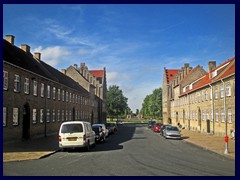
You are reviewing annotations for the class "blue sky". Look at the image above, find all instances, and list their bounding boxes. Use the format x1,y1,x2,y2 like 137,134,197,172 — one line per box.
3,4,235,112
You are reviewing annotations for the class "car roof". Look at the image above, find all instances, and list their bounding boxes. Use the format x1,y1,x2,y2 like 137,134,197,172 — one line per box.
61,121,88,125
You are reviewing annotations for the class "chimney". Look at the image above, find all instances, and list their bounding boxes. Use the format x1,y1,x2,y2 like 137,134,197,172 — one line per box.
5,35,15,45
34,52,41,60
21,44,30,53
61,69,66,74
73,64,78,69
208,61,216,72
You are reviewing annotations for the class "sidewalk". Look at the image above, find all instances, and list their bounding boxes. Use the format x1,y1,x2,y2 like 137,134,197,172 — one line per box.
3,133,59,162
181,129,235,159
3,129,235,162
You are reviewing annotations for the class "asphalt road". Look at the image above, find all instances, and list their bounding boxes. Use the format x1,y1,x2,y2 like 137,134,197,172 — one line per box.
3,123,235,176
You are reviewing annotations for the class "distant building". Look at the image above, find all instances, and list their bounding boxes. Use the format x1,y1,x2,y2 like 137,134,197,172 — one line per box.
162,57,235,136
3,35,107,142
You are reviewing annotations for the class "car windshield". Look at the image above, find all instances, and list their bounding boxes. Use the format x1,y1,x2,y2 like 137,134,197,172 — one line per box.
166,126,179,131
92,127,99,133
61,124,83,133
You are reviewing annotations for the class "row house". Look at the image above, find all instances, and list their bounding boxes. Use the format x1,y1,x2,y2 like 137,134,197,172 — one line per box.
162,57,235,136
3,35,107,142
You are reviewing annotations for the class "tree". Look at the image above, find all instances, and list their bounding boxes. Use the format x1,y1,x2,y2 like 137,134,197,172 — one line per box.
106,85,129,120
140,87,162,119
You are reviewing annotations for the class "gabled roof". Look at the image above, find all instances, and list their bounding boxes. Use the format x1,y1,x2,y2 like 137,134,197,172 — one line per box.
179,65,201,84
181,57,235,96
166,69,179,83
3,39,88,94
89,70,104,78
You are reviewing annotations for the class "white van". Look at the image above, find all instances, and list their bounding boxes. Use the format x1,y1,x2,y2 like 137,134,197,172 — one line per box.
59,121,95,151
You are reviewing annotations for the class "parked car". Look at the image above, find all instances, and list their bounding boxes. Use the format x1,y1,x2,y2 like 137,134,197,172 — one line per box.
159,124,170,136
59,121,96,151
92,126,105,143
116,120,123,126
148,120,156,129
92,124,109,137
163,126,181,139
153,123,162,133
105,123,115,135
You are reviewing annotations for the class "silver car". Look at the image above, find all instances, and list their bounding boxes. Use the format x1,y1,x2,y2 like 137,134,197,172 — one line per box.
163,126,181,139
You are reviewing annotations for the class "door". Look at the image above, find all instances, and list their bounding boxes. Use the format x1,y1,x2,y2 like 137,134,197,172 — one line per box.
22,103,30,140
206,119,210,133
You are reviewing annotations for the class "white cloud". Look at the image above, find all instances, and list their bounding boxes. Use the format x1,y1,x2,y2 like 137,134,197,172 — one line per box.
33,46,70,66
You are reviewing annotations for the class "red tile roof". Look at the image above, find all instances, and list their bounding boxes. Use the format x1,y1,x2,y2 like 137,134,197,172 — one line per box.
89,70,104,78
166,69,179,83
181,57,235,96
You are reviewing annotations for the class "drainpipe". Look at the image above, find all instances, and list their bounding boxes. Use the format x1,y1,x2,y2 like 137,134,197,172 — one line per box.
208,83,214,134
187,93,190,130
221,79,228,154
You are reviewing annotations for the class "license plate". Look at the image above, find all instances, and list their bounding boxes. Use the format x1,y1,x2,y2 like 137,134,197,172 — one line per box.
67,137,77,141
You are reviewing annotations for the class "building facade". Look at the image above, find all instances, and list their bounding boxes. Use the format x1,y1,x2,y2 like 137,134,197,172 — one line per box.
3,35,107,142
162,57,235,136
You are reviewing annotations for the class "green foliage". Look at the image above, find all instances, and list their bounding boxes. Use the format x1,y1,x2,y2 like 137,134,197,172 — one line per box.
106,85,129,120
140,87,162,119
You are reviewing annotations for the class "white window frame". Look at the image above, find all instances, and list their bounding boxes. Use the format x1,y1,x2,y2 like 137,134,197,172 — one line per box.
221,109,225,122
3,71,8,90
3,107,7,126
24,78,30,94
41,83,45,97
215,109,219,122
220,84,224,98
57,110,60,122
53,87,56,100
14,74,20,92
47,85,51,99
205,90,208,101
52,109,55,122
33,80,38,96
62,110,65,121
58,89,61,101
66,91,68,102
73,94,75,103
228,108,232,123
46,109,50,123
226,82,231,97
69,110,72,120
13,108,19,125
40,109,44,123
32,109,37,124
69,93,72,103
215,86,218,99
62,90,65,102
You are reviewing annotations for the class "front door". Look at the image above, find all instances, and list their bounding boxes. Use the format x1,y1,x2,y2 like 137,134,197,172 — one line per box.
22,103,30,140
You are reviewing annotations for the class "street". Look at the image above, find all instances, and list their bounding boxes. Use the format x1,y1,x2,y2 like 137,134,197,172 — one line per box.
3,123,235,176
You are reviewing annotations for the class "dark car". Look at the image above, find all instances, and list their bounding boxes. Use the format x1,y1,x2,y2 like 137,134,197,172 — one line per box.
153,123,162,132
148,120,156,129
92,126,105,143
105,123,115,135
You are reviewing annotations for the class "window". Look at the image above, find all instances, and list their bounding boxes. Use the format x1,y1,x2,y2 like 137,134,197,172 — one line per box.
73,94,75,103
62,110,64,121
3,71,8,90
228,108,232,123
215,109,219,122
62,90,65,101
221,109,225,122
33,81,38,96
3,107,7,126
69,110,72,120
66,110,68,121
46,109,50,122
14,75,20,92
202,90,205,101
41,83,45,97
57,110,60,122
69,93,72,102
24,78,30,94
47,85,51,98
202,110,205,120
220,84,224,98
214,86,218,99
13,108,19,125
58,89,61,101
52,109,55,122
32,109,37,124
40,109,44,123
205,90,208,101
226,82,231,97
53,87,56,100
66,91,68,102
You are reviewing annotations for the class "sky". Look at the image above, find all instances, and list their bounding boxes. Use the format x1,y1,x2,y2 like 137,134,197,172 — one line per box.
3,4,235,112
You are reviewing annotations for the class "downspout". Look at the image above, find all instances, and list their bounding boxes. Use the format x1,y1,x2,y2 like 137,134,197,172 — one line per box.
208,83,214,134
187,93,190,130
